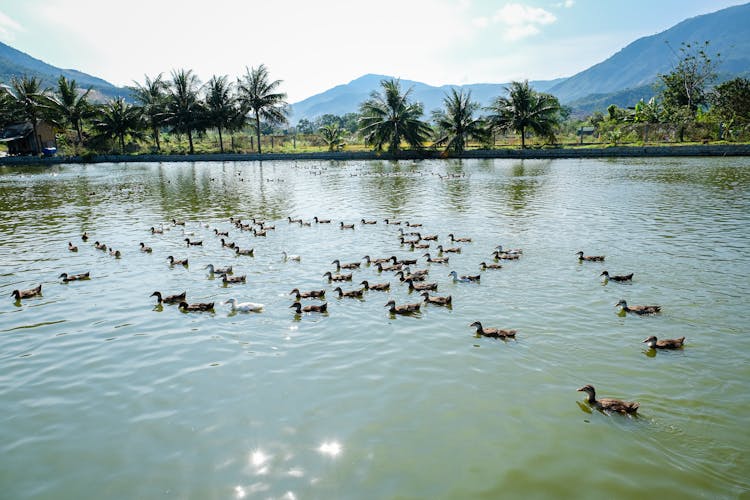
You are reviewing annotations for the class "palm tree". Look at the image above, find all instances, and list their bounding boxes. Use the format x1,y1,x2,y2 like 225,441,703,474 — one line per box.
237,64,288,154
486,80,561,148
165,69,204,154
318,123,345,151
432,88,488,155
3,76,50,153
204,75,241,153
358,79,431,153
48,76,93,145
92,97,145,153
131,74,168,151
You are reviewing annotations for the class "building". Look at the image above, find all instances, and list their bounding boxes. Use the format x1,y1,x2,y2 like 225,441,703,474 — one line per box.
0,121,57,155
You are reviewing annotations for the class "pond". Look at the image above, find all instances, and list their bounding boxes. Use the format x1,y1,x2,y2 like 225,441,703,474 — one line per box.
1,158,749,499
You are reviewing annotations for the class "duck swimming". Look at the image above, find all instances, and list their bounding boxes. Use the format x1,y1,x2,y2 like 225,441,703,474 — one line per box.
480,262,503,270
81,231,89,241
339,222,355,229
449,271,481,283
383,218,401,225
289,288,326,299
363,255,391,265
395,270,426,282
150,291,186,304
375,263,403,273
643,336,685,349
224,298,264,312
289,301,328,314
332,259,361,270
167,256,189,266
139,242,153,253
576,251,605,262
577,385,639,414
436,245,461,254
469,321,516,339
420,292,452,306
172,218,186,226
360,280,390,291
221,239,236,249
600,271,633,282
495,245,523,255
492,250,520,260
616,299,661,315
404,279,438,292
214,228,229,237
282,251,301,261
109,249,121,258
178,301,214,312
150,226,164,234
333,286,365,299
11,284,42,300
313,217,331,223
221,274,247,284
361,219,377,225
448,233,472,243
423,253,449,264
205,264,232,275
235,247,254,256
185,238,203,246
384,299,421,315
323,271,353,282
59,272,90,282
94,241,107,251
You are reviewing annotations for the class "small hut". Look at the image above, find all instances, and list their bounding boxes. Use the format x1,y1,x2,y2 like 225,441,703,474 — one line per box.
0,121,57,155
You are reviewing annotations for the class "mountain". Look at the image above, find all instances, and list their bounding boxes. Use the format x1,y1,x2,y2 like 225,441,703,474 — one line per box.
548,2,750,103
289,74,566,123
0,41,126,100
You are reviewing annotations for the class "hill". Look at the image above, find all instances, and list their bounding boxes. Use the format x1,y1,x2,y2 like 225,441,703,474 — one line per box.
0,41,126,100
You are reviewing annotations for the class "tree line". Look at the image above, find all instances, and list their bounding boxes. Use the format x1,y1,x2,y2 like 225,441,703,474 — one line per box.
1,41,749,156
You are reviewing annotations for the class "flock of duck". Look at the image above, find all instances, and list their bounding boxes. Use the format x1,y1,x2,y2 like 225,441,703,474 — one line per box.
10,214,686,417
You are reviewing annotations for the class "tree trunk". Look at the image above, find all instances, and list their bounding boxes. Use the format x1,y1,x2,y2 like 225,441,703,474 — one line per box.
520,126,526,149
119,134,125,153
31,121,41,154
255,112,262,154
75,122,83,145
218,127,224,153
188,129,194,154
154,126,161,152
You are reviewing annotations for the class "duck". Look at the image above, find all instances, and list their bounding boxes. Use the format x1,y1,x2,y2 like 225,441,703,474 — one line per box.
423,253,449,264
150,291,186,304
492,250,520,260
68,242,78,252
409,242,430,250
361,219,377,225
375,263,403,273
289,301,328,314
221,239,237,249
214,228,229,237
616,299,661,315
448,233,472,243
313,216,331,223
81,231,89,241
417,233,438,241
405,221,422,227
398,228,421,237
436,245,461,254
282,251,301,261
205,264,232,275
287,216,302,224
383,218,401,225
235,247,254,256
395,270,426,282
469,321,516,339
576,251,605,262
167,256,189,266
150,226,164,234
172,218,186,226
11,284,42,300
59,272,90,282
289,288,326,300
495,245,523,255
449,271,480,283
139,242,153,253
577,385,639,414
323,271,353,282
185,238,203,246
402,266,430,278
253,229,268,236
600,271,633,282
404,279,438,291
363,255,392,265
178,301,214,312
384,299,421,315
392,256,417,266
643,335,685,349
340,222,355,230
480,262,503,270
360,280,390,291
224,298,264,312
109,249,122,258
420,292,452,306
332,259,361,270
260,223,275,231
400,237,420,246
221,274,247,284
94,241,107,251
333,286,365,299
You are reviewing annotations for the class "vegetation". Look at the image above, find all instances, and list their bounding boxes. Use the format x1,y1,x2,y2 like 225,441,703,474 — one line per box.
48,76,93,145
432,89,488,155
130,74,168,152
91,97,145,153
317,123,345,152
3,75,49,153
165,69,204,155
237,64,289,154
486,80,561,149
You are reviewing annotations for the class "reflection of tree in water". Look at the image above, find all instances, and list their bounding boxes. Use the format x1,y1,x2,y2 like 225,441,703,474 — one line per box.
359,161,419,213
473,160,551,213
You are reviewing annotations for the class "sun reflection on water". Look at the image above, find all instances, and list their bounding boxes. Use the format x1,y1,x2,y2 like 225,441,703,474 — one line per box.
318,441,342,457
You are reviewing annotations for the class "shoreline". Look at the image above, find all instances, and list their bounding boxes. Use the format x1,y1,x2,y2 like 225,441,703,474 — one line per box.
2,144,750,166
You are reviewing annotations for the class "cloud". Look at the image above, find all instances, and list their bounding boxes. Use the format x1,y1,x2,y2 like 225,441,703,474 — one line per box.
0,10,23,42
473,3,557,41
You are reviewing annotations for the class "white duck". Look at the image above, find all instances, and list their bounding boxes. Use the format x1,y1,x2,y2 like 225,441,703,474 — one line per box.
224,298,264,313
282,251,301,261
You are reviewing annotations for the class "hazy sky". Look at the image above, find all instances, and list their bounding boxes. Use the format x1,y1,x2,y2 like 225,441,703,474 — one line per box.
0,0,745,102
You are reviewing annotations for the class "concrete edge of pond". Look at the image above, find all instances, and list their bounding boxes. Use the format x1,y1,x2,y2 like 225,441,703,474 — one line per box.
2,144,750,166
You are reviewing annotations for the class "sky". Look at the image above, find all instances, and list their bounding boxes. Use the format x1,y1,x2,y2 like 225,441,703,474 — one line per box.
0,0,746,102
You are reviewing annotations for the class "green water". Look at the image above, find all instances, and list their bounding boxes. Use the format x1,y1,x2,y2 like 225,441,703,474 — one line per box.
1,158,749,499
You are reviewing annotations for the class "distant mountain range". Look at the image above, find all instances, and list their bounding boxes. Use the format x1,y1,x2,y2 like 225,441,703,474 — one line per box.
1,2,749,120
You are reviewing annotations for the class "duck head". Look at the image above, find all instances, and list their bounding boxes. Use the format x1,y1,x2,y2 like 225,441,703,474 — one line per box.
384,300,396,308
600,271,610,278
577,384,596,402
642,336,658,348
615,299,627,308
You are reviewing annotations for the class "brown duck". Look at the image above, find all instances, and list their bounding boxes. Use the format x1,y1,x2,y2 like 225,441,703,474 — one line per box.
436,245,461,254
68,242,78,252
151,291,186,304
363,255,392,265
11,284,42,300
289,301,328,313
167,256,189,266
384,299,421,315
139,242,153,253
423,253,449,264
480,262,503,270
333,286,365,299
340,222,355,229
420,292,452,306
448,233,472,243
361,219,377,225
643,336,685,349
313,217,332,223
404,279,438,291
214,228,229,237
395,270,426,282
323,271,353,282
59,272,90,282
94,241,107,251
375,263,403,272
469,321,516,339
221,239,236,249
185,238,203,246
576,251,605,262
492,251,520,260
577,385,639,414
221,274,247,284
178,301,214,312
289,288,326,299
360,280,390,291
616,299,661,315
235,247,254,256
600,271,633,282
332,259,361,270
392,256,417,266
